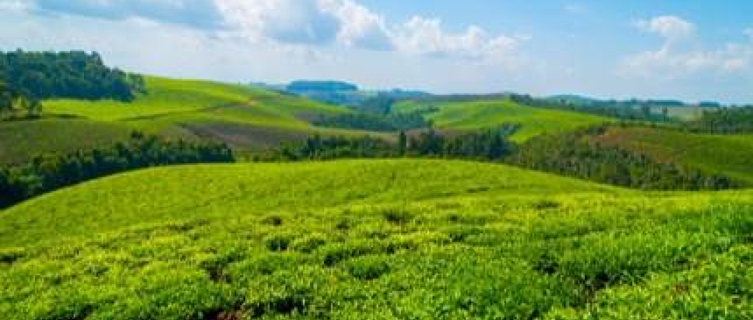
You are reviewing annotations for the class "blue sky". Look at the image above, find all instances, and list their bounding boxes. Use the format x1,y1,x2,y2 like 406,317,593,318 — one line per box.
1,0,752,103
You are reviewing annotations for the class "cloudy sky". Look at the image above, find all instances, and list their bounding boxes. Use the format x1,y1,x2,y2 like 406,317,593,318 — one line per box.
1,0,752,103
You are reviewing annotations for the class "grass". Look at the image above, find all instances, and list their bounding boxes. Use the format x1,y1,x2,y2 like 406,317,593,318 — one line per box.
45,76,347,129
1,159,751,319
0,118,134,166
590,126,753,185
1,76,366,163
394,99,610,141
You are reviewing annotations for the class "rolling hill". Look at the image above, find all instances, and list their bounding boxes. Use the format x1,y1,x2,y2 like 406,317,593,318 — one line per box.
589,126,753,185
394,99,610,141
1,160,751,319
0,76,365,164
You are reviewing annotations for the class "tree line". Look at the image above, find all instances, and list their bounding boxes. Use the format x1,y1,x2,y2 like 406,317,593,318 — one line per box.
0,133,234,207
265,125,518,161
313,111,432,132
262,124,734,191
506,127,734,190
684,106,753,134
510,94,677,122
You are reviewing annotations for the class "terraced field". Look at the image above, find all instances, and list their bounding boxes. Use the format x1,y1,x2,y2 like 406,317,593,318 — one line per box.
395,99,610,141
591,126,753,185
1,160,751,319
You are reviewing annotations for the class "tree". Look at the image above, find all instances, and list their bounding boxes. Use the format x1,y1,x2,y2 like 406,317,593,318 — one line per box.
398,131,407,156
13,95,42,118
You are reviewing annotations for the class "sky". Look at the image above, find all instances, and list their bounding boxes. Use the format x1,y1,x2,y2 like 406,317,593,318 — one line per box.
1,0,752,103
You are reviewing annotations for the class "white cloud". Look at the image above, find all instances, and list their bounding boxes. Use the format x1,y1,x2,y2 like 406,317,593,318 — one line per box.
320,0,393,50
635,15,695,42
18,0,523,65
214,0,521,64
622,19,753,79
746,28,753,41
392,17,522,65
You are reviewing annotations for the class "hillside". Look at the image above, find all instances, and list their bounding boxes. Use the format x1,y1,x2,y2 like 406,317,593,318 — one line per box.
1,160,751,319
0,118,133,166
590,126,753,185
1,77,362,164
394,99,610,141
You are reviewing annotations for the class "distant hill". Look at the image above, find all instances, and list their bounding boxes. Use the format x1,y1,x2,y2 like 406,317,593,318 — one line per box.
394,98,610,141
0,76,367,164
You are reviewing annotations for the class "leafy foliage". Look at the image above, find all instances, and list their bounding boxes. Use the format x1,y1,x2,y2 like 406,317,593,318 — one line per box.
313,111,431,132
0,132,234,207
0,50,144,101
1,160,752,319
269,126,517,161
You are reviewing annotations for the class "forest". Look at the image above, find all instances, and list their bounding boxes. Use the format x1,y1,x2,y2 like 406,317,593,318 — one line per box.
313,111,431,132
0,50,145,102
0,132,233,207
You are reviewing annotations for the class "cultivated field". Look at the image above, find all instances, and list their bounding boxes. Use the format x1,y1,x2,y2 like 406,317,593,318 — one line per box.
1,160,751,319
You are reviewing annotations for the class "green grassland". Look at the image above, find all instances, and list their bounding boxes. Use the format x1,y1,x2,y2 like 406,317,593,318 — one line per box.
1,77,368,163
0,118,134,166
1,159,751,319
395,99,610,141
591,126,753,185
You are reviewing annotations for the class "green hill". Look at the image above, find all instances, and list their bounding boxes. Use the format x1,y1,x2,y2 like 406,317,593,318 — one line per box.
0,118,134,166
590,126,753,185
1,159,751,319
394,99,610,141
1,77,364,164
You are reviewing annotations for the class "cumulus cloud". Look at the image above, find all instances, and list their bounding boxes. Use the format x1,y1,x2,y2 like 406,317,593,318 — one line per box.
622,17,752,79
635,15,695,42
21,0,522,64
215,0,340,44
392,17,521,64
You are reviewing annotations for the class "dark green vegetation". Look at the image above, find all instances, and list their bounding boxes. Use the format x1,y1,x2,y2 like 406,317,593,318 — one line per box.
508,127,735,190
269,126,516,161
0,50,144,101
312,111,431,132
0,133,233,207
685,106,753,134
1,160,752,319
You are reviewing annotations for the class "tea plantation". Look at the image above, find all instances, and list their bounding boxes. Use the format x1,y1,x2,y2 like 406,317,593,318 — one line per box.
1,160,751,319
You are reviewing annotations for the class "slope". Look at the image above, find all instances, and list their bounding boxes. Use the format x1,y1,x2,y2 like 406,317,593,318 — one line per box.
590,126,753,185
395,99,610,141
0,159,751,319
2,77,359,163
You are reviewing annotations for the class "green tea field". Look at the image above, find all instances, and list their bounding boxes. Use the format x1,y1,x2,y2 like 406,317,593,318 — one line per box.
1,160,751,319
